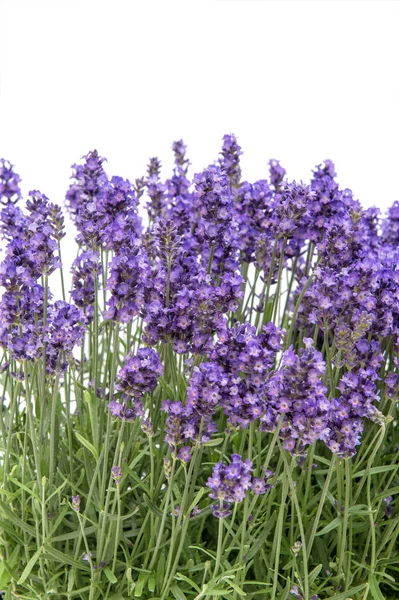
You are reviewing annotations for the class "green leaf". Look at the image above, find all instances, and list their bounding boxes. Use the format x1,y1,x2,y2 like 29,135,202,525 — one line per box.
189,545,216,560
282,558,295,571
75,431,98,460
0,519,24,545
348,504,369,515
315,516,341,536
246,511,277,561
148,572,156,593
353,465,398,478
203,438,224,447
0,501,36,537
131,567,152,574
143,494,163,518
134,571,147,597
6,476,41,503
312,455,332,466
188,488,205,514
42,544,91,571
308,564,323,586
156,552,165,591
46,477,69,504
104,567,117,584
159,378,175,399
122,463,151,495
373,486,399,503
17,546,43,584
0,546,19,588
225,580,246,596
202,589,234,598
50,524,97,543
170,584,187,600
174,573,201,593
328,584,367,599
369,576,386,600
108,506,140,521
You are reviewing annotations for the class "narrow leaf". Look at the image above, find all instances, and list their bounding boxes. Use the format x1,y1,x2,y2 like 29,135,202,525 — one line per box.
6,476,41,503
17,546,43,584
373,486,399,503
315,516,341,536
42,544,91,571
75,431,98,460
171,584,187,600
353,465,398,478
134,571,147,596
175,573,201,593
143,494,163,518
203,438,224,447
369,576,386,600
226,579,246,596
148,572,156,593
188,488,205,514
328,584,367,599
0,502,36,537
104,567,117,584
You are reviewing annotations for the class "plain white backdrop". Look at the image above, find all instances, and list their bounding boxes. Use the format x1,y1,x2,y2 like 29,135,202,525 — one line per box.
0,0,399,278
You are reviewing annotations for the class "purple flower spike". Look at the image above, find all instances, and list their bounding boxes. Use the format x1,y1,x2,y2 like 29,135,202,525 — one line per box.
269,159,286,190
207,454,253,517
0,159,22,205
219,133,243,187
71,495,80,512
116,347,163,399
111,466,122,484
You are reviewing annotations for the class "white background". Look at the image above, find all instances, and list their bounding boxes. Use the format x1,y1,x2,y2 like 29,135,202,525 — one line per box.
0,0,399,278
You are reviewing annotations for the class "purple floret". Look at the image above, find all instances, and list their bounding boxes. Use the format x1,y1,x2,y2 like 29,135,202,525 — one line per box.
207,454,253,517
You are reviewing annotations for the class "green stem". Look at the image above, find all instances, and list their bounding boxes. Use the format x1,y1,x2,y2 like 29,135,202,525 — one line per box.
213,511,224,580
279,446,309,600
149,459,177,572
271,469,289,600
307,455,337,557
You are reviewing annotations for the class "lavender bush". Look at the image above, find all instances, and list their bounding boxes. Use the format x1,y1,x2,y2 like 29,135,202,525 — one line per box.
0,139,398,600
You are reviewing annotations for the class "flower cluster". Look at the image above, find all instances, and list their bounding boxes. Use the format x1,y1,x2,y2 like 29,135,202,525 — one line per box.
105,246,150,323
108,348,163,421
263,339,331,454
70,251,102,322
206,454,253,517
208,321,284,428
45,301,85,375
0,158,21,204
141,223,243,354
219,133,243,188
235,179,274,263
0,189,84,372
193,164,236,248
327,339,384,457
269,159,286,190
67,151,141,250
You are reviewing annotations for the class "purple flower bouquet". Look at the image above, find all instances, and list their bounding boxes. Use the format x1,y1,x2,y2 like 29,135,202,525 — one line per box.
0,138,398,599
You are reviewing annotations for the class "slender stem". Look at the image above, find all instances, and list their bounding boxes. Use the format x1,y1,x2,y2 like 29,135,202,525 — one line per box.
271,470,289,600
307,455,337,556
213,512,224,579
149,459,177,571
279,446,309,600
57,240,66,302
48,365,61,493
285,269,317,350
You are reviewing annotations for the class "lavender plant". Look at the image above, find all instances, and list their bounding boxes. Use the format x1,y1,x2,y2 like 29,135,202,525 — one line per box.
0,138,399,600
